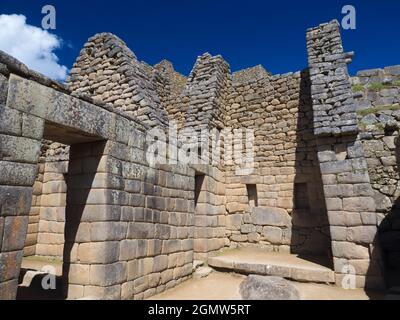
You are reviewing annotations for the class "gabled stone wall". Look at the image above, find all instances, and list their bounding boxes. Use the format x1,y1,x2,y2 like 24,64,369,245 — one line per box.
67,33,169,128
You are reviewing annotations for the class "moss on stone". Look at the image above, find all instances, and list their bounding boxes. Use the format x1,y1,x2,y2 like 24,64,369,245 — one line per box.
357,104,400,117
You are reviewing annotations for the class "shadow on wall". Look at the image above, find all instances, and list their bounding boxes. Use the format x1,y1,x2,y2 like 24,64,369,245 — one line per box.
377,135,400,289
291,69,333,268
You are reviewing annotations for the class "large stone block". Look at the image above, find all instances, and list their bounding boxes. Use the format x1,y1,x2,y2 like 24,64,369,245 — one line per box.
331,241,370,259
347,226,377,244
240,276,300,300
2,216,29,251
343,197,376,212
90,262,127,286
0,279,18,300
67,264,90,285
0,161,38,186
0,186,32,216
0,250,23,282
262,226,283,244
90,222,127,241
0,134,41,163
251,207,291,227
7,75,116,140
0,107,21,136
78,241,120,264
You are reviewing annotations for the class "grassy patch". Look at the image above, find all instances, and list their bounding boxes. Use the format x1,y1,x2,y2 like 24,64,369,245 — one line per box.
352,84,365,92
368,81,400,91
368,82,391,91
357,104,400,117
24,255,63,264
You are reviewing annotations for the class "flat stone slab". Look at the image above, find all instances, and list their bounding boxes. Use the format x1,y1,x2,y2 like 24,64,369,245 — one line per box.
240,275,300,300
208,248,335,284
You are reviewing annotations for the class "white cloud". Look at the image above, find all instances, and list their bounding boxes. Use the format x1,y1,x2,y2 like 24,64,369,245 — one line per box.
0,14,68,81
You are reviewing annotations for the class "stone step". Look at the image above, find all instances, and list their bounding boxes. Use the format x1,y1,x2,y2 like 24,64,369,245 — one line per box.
208,248,335,284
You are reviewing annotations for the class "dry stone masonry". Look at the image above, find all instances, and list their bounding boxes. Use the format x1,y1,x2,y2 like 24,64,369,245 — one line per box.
0,19,399,300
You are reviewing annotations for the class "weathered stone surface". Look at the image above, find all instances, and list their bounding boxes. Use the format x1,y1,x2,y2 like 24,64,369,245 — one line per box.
251,207,291,227
0,73,8,105
240,275,300,300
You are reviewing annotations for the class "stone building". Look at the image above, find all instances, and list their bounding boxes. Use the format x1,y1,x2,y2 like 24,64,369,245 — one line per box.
0,20,399,300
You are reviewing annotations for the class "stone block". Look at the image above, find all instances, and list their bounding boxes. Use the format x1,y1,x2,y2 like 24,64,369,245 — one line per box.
347,226,377,244
78,241,120,264
127,222,155,239
7,75,116,140
0,134,41,163
119,239,138,261
262,226,283,244
343,197,376,212
0,279,18,300
90,262,127,286
251,207,291,227
0,250,23,282
331,241,370,259
330,226,347,241
0,161,37,186
67,264,90,285
0,186,32,216
90,222,127,241
84,285,121,300
21,113,45,140
0,107,21,136
2,216,29,251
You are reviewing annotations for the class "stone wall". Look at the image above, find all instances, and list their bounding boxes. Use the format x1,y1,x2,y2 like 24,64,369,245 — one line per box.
224,69,331,257
351,69,400,284
307,20,385,289
352,66,400,112
67,33,169,128
0,51,195,300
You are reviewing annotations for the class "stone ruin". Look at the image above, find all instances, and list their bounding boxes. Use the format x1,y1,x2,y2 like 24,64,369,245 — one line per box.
0,20,399,300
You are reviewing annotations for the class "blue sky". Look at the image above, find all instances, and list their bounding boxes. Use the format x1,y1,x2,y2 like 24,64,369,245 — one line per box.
1,0,399,77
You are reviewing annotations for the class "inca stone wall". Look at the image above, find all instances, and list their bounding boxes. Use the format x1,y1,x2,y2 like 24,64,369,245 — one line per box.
2,19,400,300
67,33,169,128
0,52,195,300
224,68,331,257
352,66,400,112
307,20,385,289
351,66,400,283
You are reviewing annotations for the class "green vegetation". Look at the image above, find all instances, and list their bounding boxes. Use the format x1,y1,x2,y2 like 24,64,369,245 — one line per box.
368,82,391,91
358,121,385,132
352,80,400,92
352,84,364,92
357,104,400,117
368,81,400,91
24,255,63,264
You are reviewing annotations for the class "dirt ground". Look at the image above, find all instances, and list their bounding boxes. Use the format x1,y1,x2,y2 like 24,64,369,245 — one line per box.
149,271,384,300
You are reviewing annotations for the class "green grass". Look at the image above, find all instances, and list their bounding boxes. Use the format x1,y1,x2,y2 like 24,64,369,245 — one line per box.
368,82,390,91
352,84,365,92
357,104,400,117
368,81,400,91
24,255,63,264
